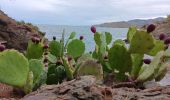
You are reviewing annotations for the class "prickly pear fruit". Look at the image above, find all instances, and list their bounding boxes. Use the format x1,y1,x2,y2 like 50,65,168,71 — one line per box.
143,59,151,64
79,36,84,40
91,26,96,33
77,60,103,80
53,36,56,40
43,44,49,49
147,24,156,33
0,44,5,52
164,37,170,44
159,33,166,40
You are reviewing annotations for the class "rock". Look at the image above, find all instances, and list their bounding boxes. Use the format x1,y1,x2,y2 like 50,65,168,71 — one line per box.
0,10,45,52
21,75,170,100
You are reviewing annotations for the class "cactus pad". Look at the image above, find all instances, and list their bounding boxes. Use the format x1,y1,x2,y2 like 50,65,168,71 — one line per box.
77,60,103,80
129,30,155,54
105,32,112,45
49,40,62,57
108,44,132,73
26,41,44,59
0,50,29,88
147,40,164,56
67,39,85,58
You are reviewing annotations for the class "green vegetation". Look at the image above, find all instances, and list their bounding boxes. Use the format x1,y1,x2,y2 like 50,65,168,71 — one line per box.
0,24,170,95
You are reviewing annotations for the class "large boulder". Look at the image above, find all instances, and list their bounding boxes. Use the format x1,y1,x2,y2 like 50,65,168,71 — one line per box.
0,10,45,52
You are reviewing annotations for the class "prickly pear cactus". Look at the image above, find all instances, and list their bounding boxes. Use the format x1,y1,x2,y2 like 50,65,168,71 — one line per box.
113,39,125,46
48,53,57,63
77,53,93,65
23,71,33,94
46,64,66,84
26,41,44,59
108,44,132,73
137,64,154,82
69,32,76,39
155,63,168,81
29,59,46,90
137,51,166,82
62,57,74,80
94,32,102,46
0,50,29,88
105,32,112,45
131,54,144,78
49,40,62,57
108,43,132,81
67,39,85,58
77,60,103,80
147,40,164,56
127,26,137,43
129,30,155,54
94,32,107,60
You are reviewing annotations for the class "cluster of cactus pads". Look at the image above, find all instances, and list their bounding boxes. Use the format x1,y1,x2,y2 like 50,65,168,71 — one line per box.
0,24,170,95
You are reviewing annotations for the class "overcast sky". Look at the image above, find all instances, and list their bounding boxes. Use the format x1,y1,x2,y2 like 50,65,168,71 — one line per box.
0,0,170,25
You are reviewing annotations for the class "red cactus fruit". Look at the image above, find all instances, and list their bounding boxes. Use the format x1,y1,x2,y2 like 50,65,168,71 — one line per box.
91,26,96,33
147,24,156,33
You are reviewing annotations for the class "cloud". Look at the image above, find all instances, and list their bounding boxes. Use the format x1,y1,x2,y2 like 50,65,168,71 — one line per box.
0,0,170,25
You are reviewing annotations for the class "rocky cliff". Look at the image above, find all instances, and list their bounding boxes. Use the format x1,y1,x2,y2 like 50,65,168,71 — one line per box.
0,10,45,51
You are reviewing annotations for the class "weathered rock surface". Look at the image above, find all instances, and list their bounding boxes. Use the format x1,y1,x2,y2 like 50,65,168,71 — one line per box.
21,76,170,100
0,10,44,51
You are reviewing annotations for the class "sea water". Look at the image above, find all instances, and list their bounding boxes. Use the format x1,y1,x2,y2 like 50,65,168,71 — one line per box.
38,25,128,52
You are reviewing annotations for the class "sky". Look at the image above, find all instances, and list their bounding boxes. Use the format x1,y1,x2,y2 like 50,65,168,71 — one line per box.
0,0,170,25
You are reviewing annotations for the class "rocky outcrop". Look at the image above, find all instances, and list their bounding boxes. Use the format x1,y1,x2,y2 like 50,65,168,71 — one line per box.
22,76,170,100
0,10,45,51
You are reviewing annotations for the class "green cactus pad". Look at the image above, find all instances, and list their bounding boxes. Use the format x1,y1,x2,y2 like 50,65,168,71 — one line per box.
129,30,155,54
33,70,46,90
49,40,62,57
77,53,93,65
108,44,132,73
127,27,137,43
155,63,168,81
105,32,112,45
94,32,102,46
23,71,33,94
48,53,57,63
147,40,164,56
55,65,66,83
113,39,125,46
131,54,144,78
67,39,85,58
46,73,57,85
69,32,76,39
0,50,29,88
137,64,154,82
77,60,103,80
137,51,165,82
26,41,44,59
29,59,45,87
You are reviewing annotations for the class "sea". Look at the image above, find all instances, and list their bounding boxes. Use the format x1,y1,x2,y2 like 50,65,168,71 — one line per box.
37,25,128,52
